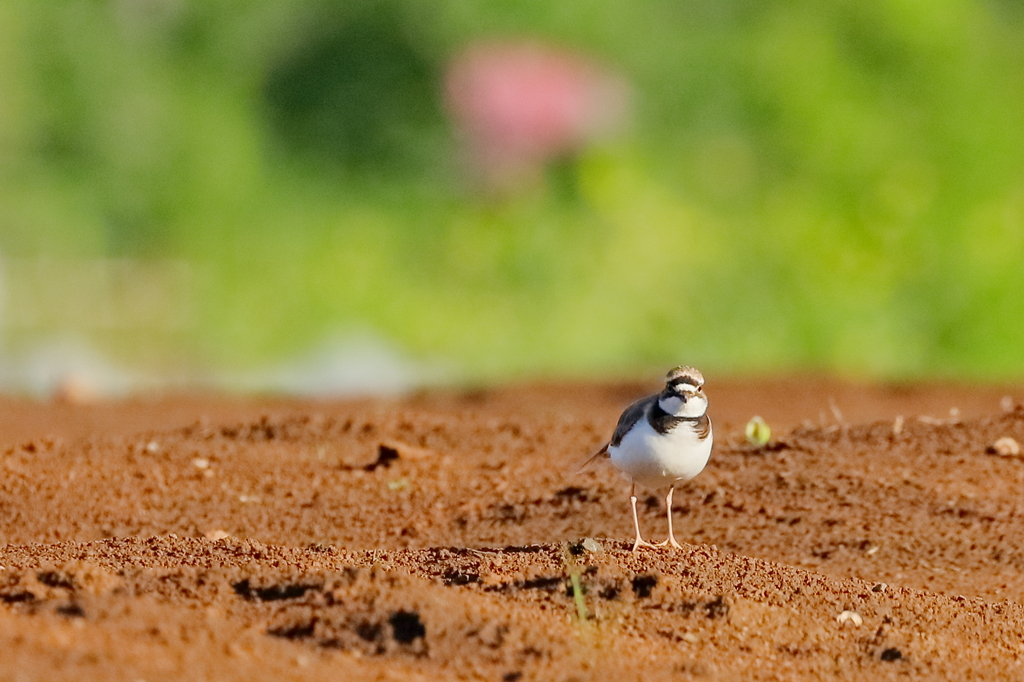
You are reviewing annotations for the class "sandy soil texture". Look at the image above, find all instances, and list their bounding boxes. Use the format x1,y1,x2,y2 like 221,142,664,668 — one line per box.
1,376,1024,680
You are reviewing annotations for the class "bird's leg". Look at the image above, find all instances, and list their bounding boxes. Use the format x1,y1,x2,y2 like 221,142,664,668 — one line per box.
654,486,684,549
629,482,655,551
664,485,684,548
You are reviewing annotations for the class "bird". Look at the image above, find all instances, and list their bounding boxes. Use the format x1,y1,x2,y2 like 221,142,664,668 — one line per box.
583,366,713,551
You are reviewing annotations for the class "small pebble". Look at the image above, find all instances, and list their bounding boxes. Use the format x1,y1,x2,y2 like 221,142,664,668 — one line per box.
205,529,230,541
145,441,160,454
379,440,435,462
836,610,863,626
872,583,888,592
892,416,904,436
987,437,1021,458
681,633,699,643
192,458,210,470
581,537,603,553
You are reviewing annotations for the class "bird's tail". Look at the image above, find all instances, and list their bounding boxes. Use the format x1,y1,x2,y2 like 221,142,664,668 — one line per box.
577,443,609,474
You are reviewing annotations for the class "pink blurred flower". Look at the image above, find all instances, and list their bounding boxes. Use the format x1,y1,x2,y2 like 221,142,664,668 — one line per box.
445,40,630,191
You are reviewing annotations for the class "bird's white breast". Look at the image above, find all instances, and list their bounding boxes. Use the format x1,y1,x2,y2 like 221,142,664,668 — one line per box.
608,416,712,490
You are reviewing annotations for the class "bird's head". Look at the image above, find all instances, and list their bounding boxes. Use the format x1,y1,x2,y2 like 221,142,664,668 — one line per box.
658,366,708,418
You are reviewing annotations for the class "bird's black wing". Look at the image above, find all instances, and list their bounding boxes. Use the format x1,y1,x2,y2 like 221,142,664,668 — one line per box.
609,394,656,447
577,393,655,472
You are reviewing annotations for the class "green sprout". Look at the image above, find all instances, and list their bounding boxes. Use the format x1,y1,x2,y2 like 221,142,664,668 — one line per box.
569,570,590,623
561,543,593,628
745,416,771,447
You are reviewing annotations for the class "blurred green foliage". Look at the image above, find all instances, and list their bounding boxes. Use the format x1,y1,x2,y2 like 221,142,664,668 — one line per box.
1,0,1023,382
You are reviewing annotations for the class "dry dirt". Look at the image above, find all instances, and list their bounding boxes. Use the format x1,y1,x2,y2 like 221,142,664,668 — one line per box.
2,375,1024,680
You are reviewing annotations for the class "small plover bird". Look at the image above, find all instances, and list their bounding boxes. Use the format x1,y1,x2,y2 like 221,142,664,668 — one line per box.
584,366,713,551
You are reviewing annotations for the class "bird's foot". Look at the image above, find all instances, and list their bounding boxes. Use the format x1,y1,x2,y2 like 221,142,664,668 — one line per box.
654,537,685,550
630,537,658,552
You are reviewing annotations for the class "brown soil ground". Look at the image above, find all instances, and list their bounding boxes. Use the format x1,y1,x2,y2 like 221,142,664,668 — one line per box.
2,375,1024,680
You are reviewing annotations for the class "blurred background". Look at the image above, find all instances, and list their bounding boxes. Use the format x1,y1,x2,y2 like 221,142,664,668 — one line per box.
1,0,1023,397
